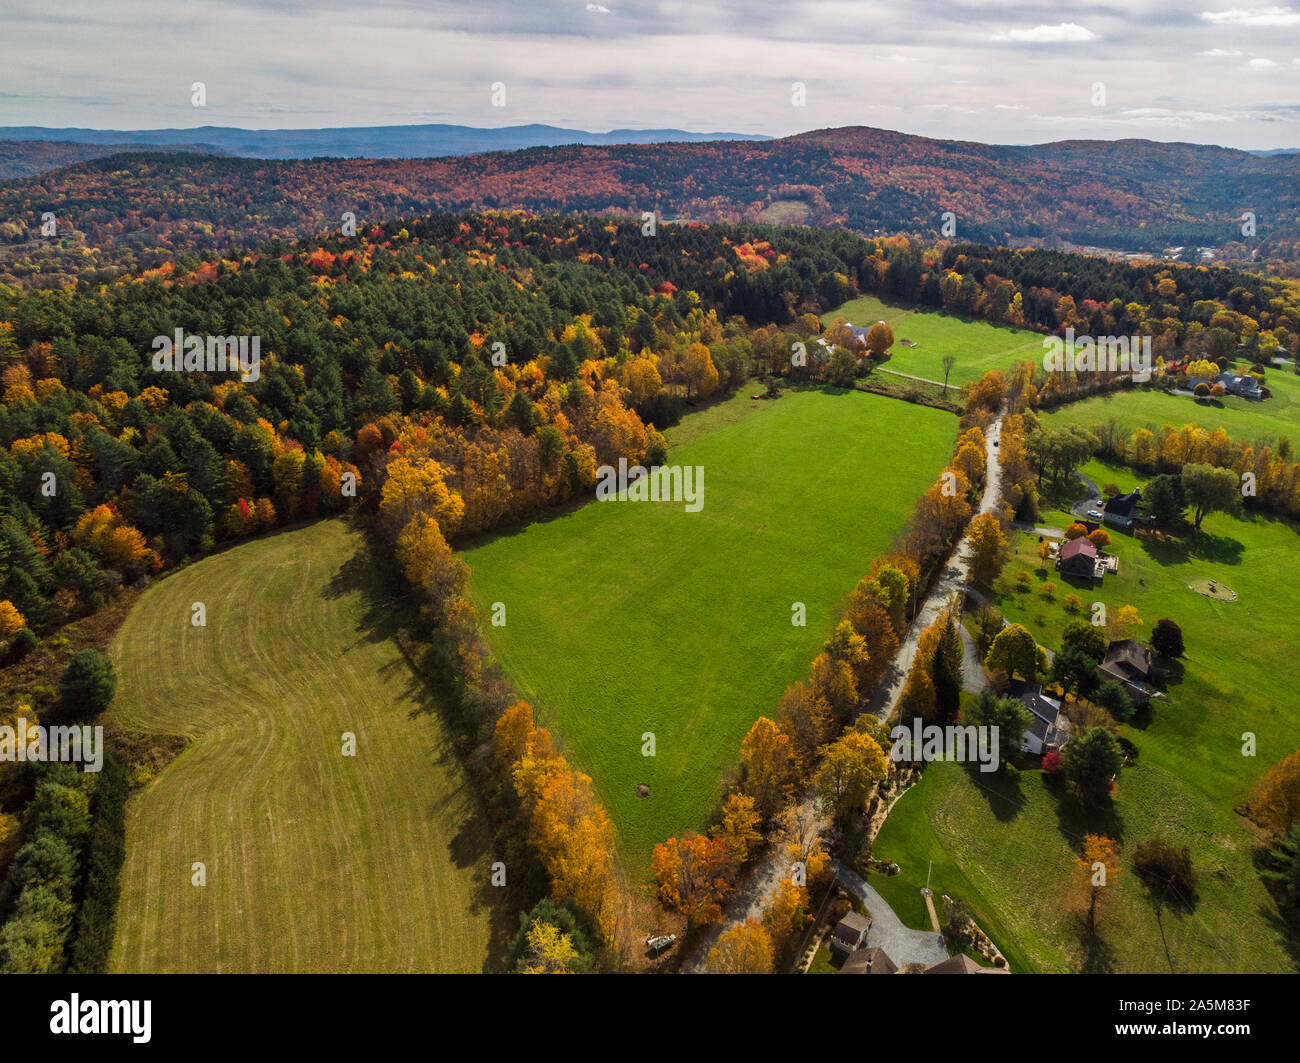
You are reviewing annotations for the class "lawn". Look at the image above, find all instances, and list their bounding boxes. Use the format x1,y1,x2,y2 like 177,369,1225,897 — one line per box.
462,387,957,874
107,520,504,973
822,294,1045,387
895,456,1300,972
1041,371,1300,451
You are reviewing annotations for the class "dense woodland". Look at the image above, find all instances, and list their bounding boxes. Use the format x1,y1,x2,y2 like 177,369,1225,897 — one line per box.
4,127,1300,287
1,208,1297,970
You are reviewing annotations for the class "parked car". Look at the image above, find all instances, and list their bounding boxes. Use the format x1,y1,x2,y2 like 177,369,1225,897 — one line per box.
1087,509,1103,520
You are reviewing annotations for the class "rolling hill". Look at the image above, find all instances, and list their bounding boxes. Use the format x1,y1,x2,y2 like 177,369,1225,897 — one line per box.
2,125,1297,287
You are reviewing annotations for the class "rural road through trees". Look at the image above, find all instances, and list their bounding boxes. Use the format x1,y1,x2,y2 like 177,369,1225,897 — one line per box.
681,407,1007,972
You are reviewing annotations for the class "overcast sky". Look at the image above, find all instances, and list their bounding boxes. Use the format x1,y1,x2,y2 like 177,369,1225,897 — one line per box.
3,0,1299,148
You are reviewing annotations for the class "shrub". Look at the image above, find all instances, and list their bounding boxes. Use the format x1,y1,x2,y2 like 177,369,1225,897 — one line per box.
1041,750,1063,774
1134,837,1196,902
1087,529,1110,549
1151,618,1184,658
1039,581,1057,599
1064,523,1087,540
941,896,975,947
1064,594,1081,612
1193,381,1211,396
58,650,117,714
7,628,38,663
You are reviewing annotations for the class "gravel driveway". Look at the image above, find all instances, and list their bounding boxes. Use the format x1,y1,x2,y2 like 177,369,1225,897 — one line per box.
831,861,949,968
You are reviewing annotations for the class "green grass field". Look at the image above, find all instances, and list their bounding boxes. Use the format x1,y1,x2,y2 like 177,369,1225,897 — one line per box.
107,521,503,973
462,387,957,873
822,294,1045,386
1041,372,1300,450
870,458,1296,972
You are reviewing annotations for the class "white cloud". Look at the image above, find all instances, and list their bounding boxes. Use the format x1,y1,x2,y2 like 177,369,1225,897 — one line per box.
1200,7,1300,27
992,22,1097,43
995,104,1025,110
586,3,610,12
1196,48,1243,56
1247,57,1279,66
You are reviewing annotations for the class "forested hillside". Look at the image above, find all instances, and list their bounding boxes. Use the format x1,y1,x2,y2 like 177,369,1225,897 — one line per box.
4,126,1299,288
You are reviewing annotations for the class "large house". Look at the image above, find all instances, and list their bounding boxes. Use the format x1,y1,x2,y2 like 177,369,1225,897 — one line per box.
922,954,1009,974
1216,371,1264,401
842,946,898,975
1057,535,1100,580
1103,488,1144,530
1007,678,1070,755
1100,639,1159,705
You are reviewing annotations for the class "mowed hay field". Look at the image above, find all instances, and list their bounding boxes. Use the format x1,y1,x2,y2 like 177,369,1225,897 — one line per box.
108,520,501,973
1042,371,1300,450
462,388,956,873
823,294,1045,386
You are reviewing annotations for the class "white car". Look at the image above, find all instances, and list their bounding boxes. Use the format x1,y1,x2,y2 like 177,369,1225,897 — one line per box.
1086,509,1104,521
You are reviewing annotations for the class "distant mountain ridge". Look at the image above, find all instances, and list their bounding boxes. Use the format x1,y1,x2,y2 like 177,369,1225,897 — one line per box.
0,123,769,161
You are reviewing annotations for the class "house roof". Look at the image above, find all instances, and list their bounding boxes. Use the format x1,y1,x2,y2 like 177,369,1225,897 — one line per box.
830,912,871,949
1059,537,1098,562
842,946,898,975
923,954,1008,974
1104,489,1142,517
1103,639,1149,679
1006,678,1062,726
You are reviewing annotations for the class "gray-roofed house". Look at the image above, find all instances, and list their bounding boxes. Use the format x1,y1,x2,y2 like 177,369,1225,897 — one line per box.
1100,639,1159,705
1103,488,1143,530
828,911,872,956
1216,371,1263,401
1007,678,1070,755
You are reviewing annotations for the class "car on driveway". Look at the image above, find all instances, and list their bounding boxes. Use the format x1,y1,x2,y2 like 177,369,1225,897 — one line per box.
1086,509,1103,520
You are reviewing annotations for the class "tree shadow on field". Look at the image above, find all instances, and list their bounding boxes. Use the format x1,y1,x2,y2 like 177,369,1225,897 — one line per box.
322,539,414,653
1140,530,1243,567
1074,914,1119,973
960,761,1026,823
1054,787,1126,852
430,731,525,972
1256,900,1300,973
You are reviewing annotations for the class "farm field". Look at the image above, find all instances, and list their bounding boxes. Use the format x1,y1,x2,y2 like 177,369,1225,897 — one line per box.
462,387,957,873
107,521,502,973
1041,372,1300,449
870,457,1297,972
822,294,1045,386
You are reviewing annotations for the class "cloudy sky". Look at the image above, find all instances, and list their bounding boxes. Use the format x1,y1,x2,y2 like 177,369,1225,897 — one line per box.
3,0,1299,148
